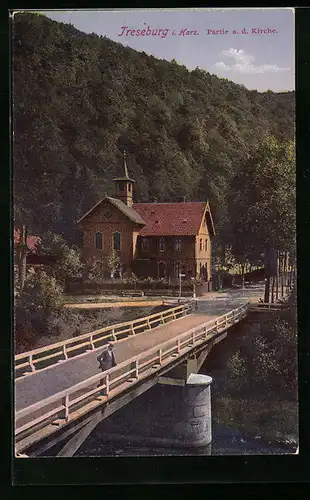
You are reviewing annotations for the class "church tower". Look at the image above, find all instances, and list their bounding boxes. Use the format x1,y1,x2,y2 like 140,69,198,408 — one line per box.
113,151,135,207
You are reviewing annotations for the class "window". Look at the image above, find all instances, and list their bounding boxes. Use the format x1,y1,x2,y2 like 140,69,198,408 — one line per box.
205,239,208,251
159,238,165,252
95,232,103,250
141,238,149,252
113,231,121,251
199,238,203,251
119,183,125,191
128,183,132,192
175,239,181,251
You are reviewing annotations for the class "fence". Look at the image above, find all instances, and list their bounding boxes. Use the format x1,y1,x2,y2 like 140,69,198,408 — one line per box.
15,303,249,450
15,302,194,379
65,278,194,295
65,278,212,296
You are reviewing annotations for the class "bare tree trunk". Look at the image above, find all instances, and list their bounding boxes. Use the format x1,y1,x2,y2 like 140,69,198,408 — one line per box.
284,251,288,294
276,250,279,301
18,225,27,290
264,276,270,303
281,252,284,298
271,275,275,303
264,249,270,303
241,263,245,290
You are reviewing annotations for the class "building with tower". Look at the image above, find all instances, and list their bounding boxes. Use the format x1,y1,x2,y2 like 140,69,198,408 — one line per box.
77,152,215,284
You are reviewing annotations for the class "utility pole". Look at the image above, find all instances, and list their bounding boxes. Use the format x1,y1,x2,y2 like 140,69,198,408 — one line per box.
271,275,275,303
281,252,284,298
264,277,270,303
191,277,196,299
179,273,186,299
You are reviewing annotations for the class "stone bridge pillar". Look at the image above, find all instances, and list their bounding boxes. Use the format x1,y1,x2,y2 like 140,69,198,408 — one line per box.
159,373,213,447
86,371,213,451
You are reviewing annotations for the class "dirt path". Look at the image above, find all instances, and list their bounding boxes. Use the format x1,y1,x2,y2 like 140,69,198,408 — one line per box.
63,300,165,309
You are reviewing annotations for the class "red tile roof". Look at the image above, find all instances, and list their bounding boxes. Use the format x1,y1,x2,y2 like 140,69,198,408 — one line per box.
14,229,41,253
133,202,209,236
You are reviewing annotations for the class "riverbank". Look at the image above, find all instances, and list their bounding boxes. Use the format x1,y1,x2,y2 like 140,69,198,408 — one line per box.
15,303,171,353
212,395,298,447
202,289,298,448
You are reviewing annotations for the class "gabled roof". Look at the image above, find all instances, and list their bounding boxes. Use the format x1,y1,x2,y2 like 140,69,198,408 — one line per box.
14,229,41,253
205,201,216,237
77,197,146,226
133,202,215,237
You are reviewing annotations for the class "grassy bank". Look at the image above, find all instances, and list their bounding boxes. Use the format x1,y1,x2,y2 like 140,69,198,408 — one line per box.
213,395,298,445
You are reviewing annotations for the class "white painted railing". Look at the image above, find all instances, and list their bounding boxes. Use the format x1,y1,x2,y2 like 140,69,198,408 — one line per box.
15,303,249,447
249,302,284,310
14,302,194,378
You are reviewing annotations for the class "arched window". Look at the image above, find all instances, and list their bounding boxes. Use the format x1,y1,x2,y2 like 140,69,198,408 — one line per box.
205,239,208,251
113,231,121,251
199,238,203,251
95,232,103,250
159,238,165,252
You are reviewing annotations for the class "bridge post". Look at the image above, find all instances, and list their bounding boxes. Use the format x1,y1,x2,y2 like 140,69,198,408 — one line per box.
57,413,103,457
168,356,198,379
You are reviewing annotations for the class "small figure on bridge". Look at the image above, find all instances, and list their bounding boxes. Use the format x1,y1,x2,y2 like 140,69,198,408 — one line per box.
97,343,117,373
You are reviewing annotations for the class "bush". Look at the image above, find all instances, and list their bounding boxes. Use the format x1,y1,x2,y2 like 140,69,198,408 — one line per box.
223,298,297,399
15,267,64,340
38,232,83,283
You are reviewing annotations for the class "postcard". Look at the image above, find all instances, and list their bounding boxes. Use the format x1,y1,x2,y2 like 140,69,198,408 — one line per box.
12,7,297,468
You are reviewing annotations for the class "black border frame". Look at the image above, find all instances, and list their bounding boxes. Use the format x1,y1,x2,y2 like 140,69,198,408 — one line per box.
4,4,310,489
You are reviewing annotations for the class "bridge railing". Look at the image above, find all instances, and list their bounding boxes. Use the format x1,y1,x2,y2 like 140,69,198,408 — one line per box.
15,303,249,448
15,302,194,379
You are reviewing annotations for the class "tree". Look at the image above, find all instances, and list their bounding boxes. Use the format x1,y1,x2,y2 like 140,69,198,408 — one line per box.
13,13,295,256
15,224,28,290
228,136,295,298
38,232,83,283
108,249,120,278
15,267,64,340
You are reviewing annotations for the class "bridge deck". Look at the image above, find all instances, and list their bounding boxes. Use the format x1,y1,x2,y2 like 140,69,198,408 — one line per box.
15,286,264,412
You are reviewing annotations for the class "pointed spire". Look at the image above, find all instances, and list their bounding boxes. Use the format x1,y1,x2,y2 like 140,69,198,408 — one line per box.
123,150,129,178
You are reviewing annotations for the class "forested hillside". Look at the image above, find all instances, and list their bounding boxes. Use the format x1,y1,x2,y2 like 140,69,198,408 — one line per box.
13,13,295,249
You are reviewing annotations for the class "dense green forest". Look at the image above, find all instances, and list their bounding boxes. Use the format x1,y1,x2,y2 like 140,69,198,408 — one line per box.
13,13,295,255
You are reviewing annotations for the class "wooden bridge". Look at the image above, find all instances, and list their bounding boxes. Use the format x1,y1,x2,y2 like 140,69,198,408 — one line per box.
14,285,291,457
